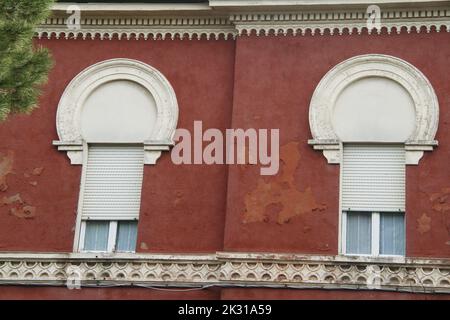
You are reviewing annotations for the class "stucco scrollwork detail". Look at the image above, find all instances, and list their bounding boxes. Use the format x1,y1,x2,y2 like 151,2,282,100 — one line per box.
308,54,439,165
53,58,179,164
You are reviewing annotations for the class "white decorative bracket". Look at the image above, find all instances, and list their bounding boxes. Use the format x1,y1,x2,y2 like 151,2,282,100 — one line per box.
53,140,174,165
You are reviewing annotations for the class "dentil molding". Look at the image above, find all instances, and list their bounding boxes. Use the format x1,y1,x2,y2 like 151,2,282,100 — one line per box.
36,3,450,40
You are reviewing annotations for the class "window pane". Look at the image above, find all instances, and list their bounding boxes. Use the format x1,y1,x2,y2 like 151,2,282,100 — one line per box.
346,212,372,255
116,221,138,252
380,213,405,256
84,221,109,251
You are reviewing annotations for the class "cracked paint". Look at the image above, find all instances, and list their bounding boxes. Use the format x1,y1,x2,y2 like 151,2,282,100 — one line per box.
0,151,14,192
243,142,326,224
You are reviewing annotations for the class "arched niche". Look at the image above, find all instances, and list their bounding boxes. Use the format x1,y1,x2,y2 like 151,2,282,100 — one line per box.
308,54,439,165
53,58,179,164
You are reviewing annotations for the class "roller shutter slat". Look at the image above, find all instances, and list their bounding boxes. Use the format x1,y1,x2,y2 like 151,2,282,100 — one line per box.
81,145,144,220
342,144,405,212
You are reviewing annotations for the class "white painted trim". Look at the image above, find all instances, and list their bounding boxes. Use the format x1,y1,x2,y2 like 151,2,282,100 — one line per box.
308,54,439,165
52,3,212,13
73,141,89,252
338,141,344,254
78,221,86,252
210,0,450,7
54,58,179,165
341,211,347,255
372,212,381,256
107,222,118,253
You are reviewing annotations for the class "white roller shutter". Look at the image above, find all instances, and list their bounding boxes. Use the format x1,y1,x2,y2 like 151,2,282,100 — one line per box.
342,144,405,212
81,145,144,220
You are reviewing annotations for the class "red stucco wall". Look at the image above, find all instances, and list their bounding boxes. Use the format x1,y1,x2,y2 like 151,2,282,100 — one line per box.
0,38,235,252
0,286,448,300
223,31,450,257
0,30,449,299
1,33,449,256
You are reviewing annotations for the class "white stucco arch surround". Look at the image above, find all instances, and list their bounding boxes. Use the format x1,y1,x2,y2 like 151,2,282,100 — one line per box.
308,54,439,165
53,58,179,164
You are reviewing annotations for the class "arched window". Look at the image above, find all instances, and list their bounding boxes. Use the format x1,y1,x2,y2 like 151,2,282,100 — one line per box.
54,59,179,253
308,54,439,257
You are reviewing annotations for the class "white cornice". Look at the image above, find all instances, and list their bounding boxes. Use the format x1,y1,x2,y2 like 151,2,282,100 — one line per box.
37,2,450,40
0,252,449,293
210,0,450,8
51,3,213,14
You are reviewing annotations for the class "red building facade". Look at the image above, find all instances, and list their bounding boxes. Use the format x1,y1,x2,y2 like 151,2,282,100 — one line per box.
0,0,449,299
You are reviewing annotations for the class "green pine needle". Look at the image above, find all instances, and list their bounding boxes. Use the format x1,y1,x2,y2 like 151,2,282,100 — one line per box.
0,0,54,121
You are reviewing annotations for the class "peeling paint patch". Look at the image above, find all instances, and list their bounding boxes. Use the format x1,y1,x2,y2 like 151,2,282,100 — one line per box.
2,193,36,219
174,191,184,207
140,242,149,250
2,193,23,206
0,151,14,192
29,181,38,187
243,142,326,224
417,213,431,234
32,167,44,176
430,188,450,214
428,187,450,241
10,206,36,219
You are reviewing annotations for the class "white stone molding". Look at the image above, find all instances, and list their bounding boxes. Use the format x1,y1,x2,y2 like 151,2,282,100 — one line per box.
37,15,237,41
308,54,439,164
36,3,450,40
0,252,449,294
53,58,179,165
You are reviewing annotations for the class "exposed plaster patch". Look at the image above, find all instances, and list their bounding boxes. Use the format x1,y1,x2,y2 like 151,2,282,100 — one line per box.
10,206,36,219
243,142,326,224
32,167,44,176
2,193,37,219
417,213,431,234
140,242,149,250
2,194,23,206
0,151,14,192
430,188,450,213
1,162,45,218
429,187,450,240
173,191,184,207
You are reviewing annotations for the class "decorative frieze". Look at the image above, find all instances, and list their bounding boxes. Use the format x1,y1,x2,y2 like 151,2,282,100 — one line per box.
35,3,450,40
0,252,449,293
